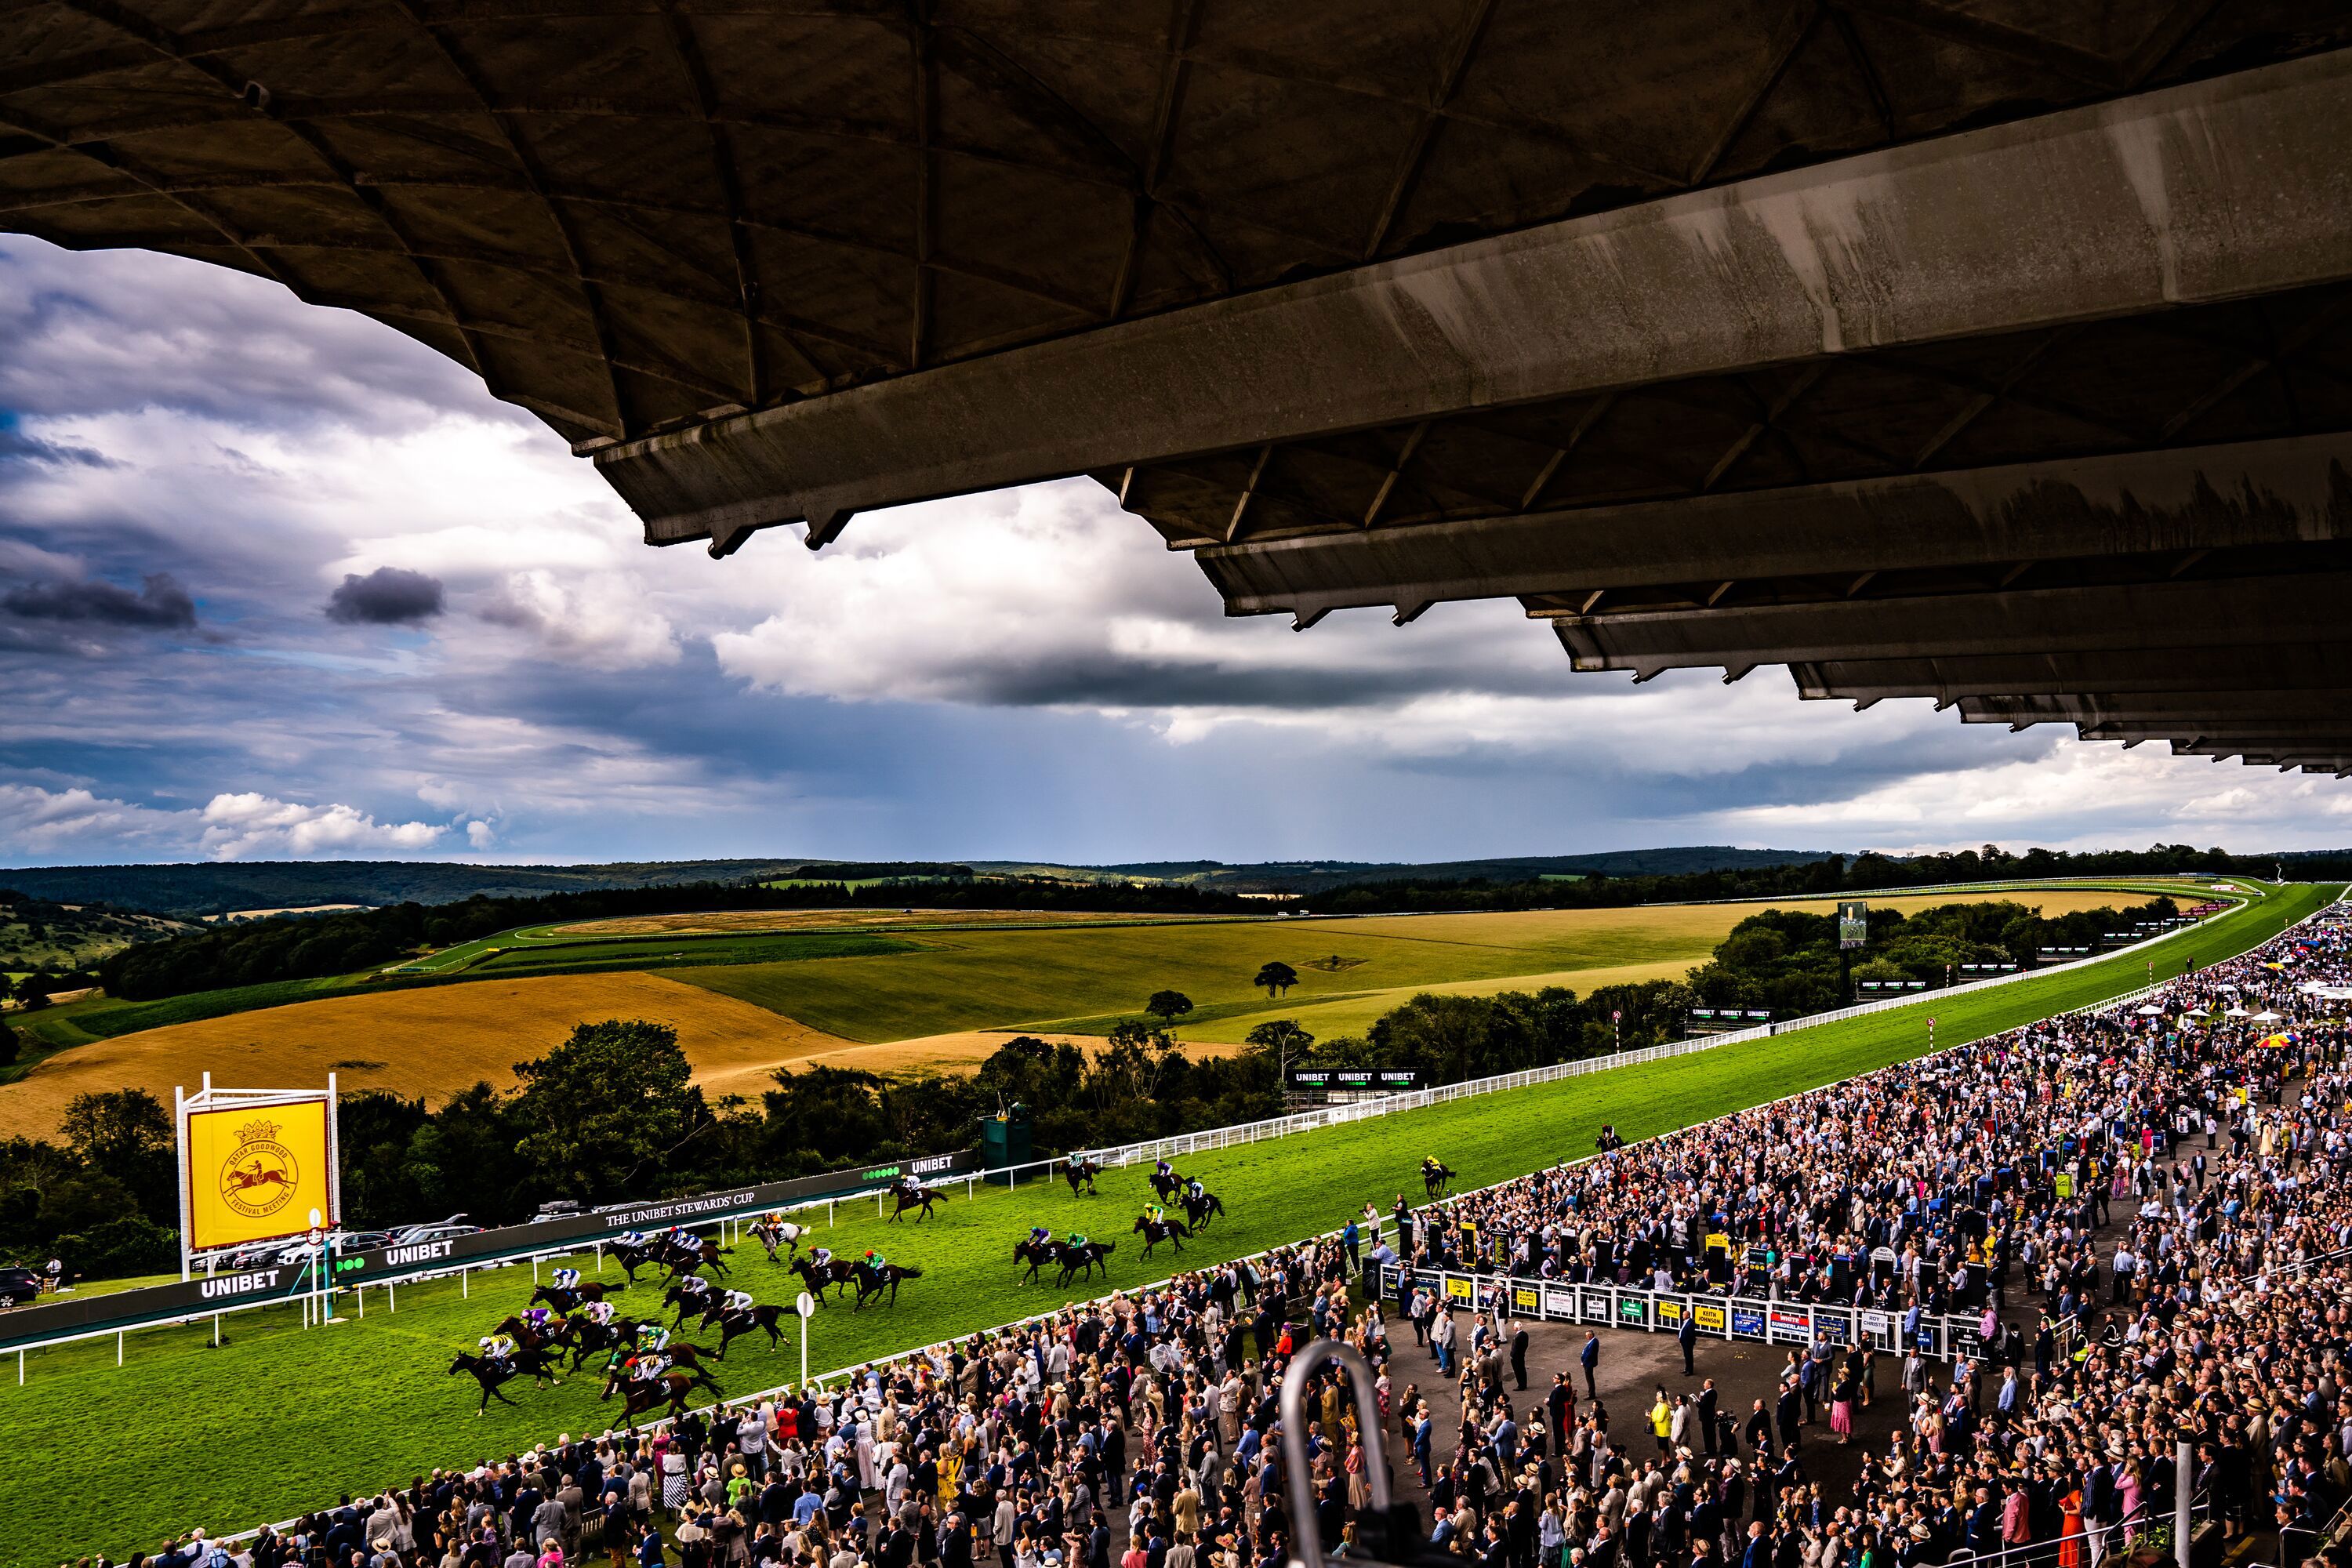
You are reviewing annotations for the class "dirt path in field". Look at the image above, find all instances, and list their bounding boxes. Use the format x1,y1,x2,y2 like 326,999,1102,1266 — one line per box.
691,1027,1245,1100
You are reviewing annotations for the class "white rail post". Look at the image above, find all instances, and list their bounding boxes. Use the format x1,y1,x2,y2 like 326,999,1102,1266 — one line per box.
2175,1440,2190,1568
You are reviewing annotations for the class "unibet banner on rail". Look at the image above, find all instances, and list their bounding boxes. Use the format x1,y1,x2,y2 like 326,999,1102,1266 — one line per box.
185,1098,335,1251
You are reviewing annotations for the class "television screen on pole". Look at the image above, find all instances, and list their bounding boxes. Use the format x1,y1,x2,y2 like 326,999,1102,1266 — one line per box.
1838,900,1869,950
1286,1067,1422,1093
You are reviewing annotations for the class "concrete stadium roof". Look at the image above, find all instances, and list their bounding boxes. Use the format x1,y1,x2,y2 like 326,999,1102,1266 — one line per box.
9,2,2352,772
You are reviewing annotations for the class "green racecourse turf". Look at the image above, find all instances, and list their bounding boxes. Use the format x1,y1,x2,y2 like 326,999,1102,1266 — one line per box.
0,880,2324,1564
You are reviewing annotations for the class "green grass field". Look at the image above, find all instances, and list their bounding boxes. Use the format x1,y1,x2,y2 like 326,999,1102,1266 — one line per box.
680,882,2223,1045
0,880,2321,1565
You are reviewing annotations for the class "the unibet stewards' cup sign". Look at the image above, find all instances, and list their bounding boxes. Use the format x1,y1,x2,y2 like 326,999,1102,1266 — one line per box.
182,1096,336,1253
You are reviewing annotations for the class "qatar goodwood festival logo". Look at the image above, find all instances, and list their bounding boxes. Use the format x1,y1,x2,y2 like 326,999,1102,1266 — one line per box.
218,1118,299,1220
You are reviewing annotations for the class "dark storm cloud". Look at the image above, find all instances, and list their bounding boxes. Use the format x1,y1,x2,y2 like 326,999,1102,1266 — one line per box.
3,572,196,629
326,565,445,625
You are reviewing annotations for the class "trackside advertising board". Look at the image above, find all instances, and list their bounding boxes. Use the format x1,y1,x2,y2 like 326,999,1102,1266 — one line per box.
0,1148,977,1353
184,1098,337,1253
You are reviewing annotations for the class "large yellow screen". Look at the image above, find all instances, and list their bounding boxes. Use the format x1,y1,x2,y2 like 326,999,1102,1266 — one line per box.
184,1098,333,1251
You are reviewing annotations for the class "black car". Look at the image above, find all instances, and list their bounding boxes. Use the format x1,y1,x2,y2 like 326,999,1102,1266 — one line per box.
0,1266,43,1308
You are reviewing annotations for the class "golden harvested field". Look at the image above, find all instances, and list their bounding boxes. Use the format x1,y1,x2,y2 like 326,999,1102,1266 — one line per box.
550,907,1218,936
0,971,843,1135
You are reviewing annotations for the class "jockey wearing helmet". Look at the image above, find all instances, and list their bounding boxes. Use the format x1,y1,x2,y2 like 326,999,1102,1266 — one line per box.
522,1306,553,1330
809,1246,833,1269
640,1323,671,1352
861,1249,887,1276
1154,1158,1173,1178
1065,1231,1088,1250
677,1272,710,1297
617,1230,648,1248
1144,1202,1166,1225
551,1267,580,1290
1029,1225,1052,1247
585,1299,616,1326
722,1288,757,1314
1186,1178,1205,1201
628,1349,669,1381
479,1333,516,1367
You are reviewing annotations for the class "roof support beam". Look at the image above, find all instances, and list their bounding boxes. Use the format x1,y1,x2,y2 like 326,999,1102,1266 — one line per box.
597,49,2352,554
1191,432,2352,626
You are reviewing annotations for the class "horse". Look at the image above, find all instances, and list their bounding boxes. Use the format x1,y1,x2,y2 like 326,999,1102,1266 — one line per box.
708,1304,789,1358
489,1313,572,1356
1422,1160,1457,1200
1062,1156,1102,1197
1149,1167,1187,1203
851,1264,923,1310
1014,1236,1058,1283
662,1235,732,1279
447,1347,562,1414
599,1364,715,1428
1132,1215,1190,1259
887,1184,941,1224
1179,1189,1225,1231
791,1257,858,1301
748,1218,809,1263
560,1312,641,1370
1054,1240,1115,1286
607,1240,671,1282
529,1280,622,1314
662,1283,725,1329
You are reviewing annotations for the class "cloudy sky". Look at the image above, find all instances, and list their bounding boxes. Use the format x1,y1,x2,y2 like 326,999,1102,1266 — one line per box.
2,235,2346,869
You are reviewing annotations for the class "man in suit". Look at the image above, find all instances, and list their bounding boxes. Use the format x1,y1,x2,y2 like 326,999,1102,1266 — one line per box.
1581,1330,1601,1397
1774,1380,1802,1453
1679,1312,1699,1375
1696,1380,1720,1457
1510,1325,1530,1390
1547,1374,1573,1459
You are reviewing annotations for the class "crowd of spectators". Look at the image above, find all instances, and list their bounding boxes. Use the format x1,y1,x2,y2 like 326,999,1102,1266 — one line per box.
80,903,2352,1568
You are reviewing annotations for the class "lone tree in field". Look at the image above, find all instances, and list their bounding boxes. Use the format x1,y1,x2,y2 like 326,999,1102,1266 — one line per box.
1145,989,1194,1023
1243,1018,1314,1080
513,1018,706,1198
1254,960,1298,997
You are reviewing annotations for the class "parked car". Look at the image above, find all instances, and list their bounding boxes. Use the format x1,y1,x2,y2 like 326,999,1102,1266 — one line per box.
386,1214,478,1248
532,1200,584,1221
0,1266,42,1308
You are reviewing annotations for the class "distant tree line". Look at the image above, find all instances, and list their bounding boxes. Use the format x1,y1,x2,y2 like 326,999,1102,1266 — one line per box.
1295,842,2339,915
96,877,1269,1002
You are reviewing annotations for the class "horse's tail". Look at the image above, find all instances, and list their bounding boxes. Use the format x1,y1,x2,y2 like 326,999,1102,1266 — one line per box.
901,1265,924,1278
605,1280,628,1293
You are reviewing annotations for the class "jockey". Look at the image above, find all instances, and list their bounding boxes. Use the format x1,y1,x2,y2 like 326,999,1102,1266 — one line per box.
809,1246,834,1269
1185,1178,1205,1202
479,1333,516,1368
1029,1225,1052,1247
1153,1158,1174,1179
861,1249,887,1276
521,1306,554,1331
1065,1232,1088,1250
722,1287,757,1314
550,1267,580,1290
1144,1203,1166,1226
640,1323,671,1353
584,1299,617,1326
677,1272,711,1298
617,1230,648,1248
627,1350,669,1381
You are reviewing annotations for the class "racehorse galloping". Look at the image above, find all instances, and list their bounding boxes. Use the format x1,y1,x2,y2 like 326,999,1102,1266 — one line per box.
1054,1240,1115,1286
887,1183,942,1224
601,1367,713,1427
709,1304,788,1358
664,1235,732,1279
851,1263,923,1310
1149,1167,1188,1203
1013,1236,1058,1283
662,1283,729,1329
490,1313,572,1356
748,1217,809,1262
530,1280,622,1314
447,1346,562,1414
606,1240,672,1282
1421,1158,1456,1200
1062,1156,1102,1197
1179,1189,1225,1230
1131,1215,1191,1259
790,1257,858,1301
